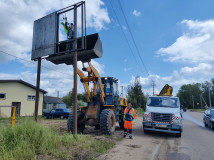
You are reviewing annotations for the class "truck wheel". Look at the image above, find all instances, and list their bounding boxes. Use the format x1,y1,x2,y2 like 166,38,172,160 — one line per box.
100,109,116,135
60,115,64,119
211,121,214,130
176,131,182,137
67,111,85,134
143,129,149,134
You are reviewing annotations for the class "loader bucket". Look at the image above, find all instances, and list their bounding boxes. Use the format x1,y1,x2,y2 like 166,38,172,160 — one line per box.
47,33,103,65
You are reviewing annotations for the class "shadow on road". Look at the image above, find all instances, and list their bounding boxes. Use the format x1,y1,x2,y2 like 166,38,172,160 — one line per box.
133,125,180,138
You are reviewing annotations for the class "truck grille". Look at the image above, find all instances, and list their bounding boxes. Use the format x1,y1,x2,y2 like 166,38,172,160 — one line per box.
151,112,172,122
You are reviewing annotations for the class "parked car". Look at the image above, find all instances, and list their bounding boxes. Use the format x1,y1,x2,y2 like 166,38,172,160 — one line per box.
44,108,71,119
203,108,214,130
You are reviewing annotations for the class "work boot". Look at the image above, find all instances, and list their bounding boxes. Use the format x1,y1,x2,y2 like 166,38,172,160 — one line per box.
123,132,127,138
129,135,133,139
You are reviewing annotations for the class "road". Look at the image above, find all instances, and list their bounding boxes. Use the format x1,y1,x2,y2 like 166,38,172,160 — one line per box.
100,111,214,160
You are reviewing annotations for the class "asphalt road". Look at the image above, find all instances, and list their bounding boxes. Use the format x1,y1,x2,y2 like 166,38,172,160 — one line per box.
100,111,214,160
156,111,214,160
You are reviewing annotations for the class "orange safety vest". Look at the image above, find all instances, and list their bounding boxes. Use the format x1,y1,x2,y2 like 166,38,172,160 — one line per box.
124,107,137,123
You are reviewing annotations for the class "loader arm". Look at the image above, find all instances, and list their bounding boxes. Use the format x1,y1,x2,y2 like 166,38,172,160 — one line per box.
88,62,105,104
77,68,90,103
159,84,173,96
77,62,105,104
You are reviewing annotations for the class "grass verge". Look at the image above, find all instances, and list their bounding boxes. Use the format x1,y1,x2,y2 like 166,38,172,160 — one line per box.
0,119,115,160
135,107,144,116
190,109,206,112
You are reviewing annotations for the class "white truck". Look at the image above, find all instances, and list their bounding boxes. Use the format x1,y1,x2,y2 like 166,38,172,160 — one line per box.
143,85,182,137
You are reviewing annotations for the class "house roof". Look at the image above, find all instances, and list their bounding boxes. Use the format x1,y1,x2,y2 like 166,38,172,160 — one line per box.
0,80,47,93
44,96,65,104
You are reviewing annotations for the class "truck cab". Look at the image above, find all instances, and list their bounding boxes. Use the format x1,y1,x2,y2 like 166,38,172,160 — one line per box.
143,96,182,137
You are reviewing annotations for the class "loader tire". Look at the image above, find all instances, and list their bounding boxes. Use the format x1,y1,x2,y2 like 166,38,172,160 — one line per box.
67,111,85,134
100,109,116,135
119,109,124,130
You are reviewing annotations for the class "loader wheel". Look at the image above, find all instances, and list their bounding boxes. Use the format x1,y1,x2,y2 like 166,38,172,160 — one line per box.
119,109,124,130
67,111,85,134
100,109,116,135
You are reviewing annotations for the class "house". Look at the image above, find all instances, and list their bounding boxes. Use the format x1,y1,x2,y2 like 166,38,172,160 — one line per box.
0,80,47,117
43,96,66,113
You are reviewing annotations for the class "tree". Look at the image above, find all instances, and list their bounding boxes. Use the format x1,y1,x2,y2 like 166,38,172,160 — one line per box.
127,78,146,109
62,89,87,107
201,81,214,107
177,83,202,109
62,89,74,107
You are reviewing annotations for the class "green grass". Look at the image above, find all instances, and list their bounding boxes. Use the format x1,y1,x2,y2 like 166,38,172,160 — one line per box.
0,119,115,160
190,109,206,112
135,107,144,115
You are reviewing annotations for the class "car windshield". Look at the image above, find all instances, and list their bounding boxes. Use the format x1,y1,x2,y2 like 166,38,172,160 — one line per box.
147,97,179,108
63,108,70,112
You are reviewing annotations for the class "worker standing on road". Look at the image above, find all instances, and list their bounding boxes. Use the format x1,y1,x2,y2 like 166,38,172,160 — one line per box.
123,102,137,139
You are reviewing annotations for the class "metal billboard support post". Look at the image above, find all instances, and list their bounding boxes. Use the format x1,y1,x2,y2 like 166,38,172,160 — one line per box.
73,5,78,137
35,58,41,122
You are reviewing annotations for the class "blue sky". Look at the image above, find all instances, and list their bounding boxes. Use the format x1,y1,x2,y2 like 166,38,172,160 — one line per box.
0,0,214,97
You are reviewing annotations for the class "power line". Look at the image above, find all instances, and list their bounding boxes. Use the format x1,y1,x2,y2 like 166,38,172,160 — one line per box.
0,50,72,76
117,0,150,76
107,0,147,76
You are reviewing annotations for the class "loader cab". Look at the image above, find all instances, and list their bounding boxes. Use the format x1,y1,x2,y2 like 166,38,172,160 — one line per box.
102,77,119,105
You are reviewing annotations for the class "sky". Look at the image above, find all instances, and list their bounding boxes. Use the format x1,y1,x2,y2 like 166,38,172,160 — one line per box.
0,0,214,97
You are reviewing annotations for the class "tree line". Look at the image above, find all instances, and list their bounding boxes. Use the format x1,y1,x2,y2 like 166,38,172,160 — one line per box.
177,79,214,109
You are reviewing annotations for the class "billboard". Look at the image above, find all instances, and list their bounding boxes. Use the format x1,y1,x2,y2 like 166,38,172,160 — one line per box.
31,12,57,60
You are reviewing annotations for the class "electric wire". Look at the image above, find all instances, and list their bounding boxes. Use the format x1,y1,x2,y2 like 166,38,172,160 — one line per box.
117,0,150,76
0,50,72,76
107,0,147,76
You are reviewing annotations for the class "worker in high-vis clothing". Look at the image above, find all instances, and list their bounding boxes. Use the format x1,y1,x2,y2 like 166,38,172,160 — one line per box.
61,17,74,50
123,102,137,139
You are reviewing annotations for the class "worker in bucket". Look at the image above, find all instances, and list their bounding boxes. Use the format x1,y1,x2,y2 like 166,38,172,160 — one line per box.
61,17,74,50
123,102,137,139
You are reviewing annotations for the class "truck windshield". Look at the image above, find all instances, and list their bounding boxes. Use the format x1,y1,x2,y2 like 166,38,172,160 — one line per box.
211,110,214,116
147,97,179,108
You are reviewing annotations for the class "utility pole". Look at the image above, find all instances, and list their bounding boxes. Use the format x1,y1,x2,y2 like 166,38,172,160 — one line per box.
120,86,124,97
73,5,78,137
35,58,41,122
192,95,195,109
200,94,202,109
151,80,155,96
209,89,212,108
57,91,59,98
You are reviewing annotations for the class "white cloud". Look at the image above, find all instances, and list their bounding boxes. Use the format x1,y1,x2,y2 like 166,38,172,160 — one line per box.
122,25,127,30
157,19,214,63
129,71,204,96
124,67,132,72
0,59,104,97
180,63,213,75
132,10,141,17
